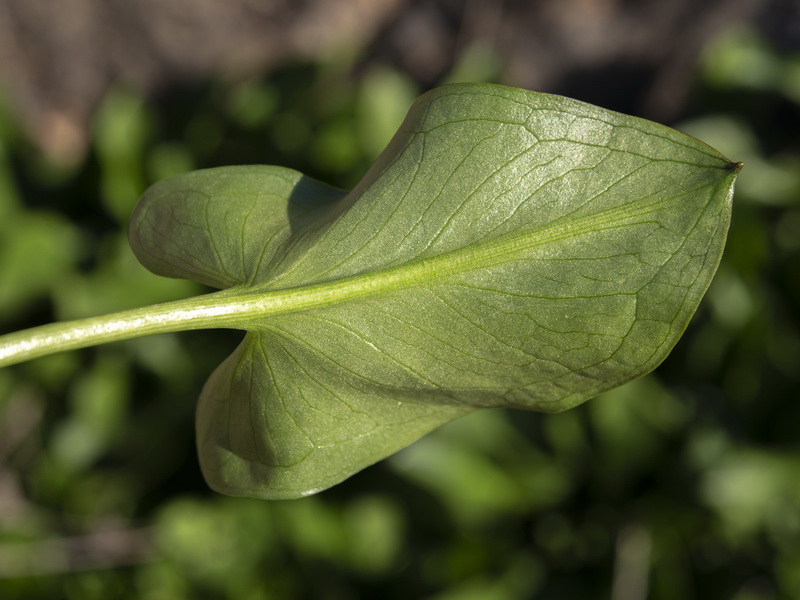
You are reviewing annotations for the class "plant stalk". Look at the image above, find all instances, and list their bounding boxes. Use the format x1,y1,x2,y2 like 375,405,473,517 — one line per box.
0,292,248,367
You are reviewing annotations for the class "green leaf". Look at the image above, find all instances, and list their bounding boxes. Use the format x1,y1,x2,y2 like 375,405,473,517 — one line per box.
129,83,739,499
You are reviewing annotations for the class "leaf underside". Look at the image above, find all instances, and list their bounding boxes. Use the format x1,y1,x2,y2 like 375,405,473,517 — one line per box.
130,83,738,499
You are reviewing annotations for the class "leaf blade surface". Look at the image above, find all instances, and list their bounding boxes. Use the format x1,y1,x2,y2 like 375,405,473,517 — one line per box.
131,83,738,498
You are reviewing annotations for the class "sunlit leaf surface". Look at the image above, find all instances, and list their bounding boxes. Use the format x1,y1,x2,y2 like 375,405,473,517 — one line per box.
130,83,738,498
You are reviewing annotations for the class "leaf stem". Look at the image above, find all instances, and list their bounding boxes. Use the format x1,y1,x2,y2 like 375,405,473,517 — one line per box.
0,236,462,368
0,253,437,367
0,292,246,367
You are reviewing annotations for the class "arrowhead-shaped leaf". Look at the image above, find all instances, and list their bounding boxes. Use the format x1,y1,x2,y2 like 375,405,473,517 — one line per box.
130,83,738,499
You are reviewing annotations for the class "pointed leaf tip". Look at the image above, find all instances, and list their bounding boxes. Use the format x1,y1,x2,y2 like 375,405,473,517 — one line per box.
727,161,744,172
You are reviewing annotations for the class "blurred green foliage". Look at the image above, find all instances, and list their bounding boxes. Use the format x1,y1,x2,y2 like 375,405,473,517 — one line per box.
1,26,799,599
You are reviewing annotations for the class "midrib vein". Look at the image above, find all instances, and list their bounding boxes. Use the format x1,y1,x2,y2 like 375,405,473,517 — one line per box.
220,188,699,325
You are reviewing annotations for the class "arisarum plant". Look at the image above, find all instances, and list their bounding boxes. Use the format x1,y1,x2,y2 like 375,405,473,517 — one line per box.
0,83,741,499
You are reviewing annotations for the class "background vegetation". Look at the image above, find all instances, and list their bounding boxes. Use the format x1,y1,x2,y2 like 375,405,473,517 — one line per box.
1,2,799,598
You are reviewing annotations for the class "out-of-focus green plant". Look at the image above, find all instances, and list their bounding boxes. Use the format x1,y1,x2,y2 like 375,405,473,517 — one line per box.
2,24,798,600
1,83,738,500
